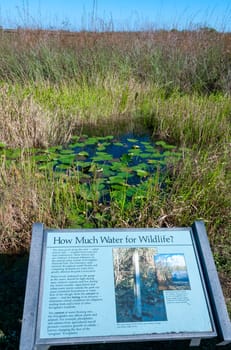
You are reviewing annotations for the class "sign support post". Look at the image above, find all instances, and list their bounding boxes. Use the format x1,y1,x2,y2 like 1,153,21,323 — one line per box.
192,221,231,346
20,223,44,350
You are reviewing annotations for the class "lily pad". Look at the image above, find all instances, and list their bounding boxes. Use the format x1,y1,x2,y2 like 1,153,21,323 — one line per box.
96,145,106,151
132,163,149,171
55,163,71,171
140,153,153,159
100,164,115,177
120,154,132,164
109,175,127,185
136,169,149,177
148,159,159,164
58,154,76,164
34,154,50,162
92,152,113,161
59,149,75,155
38,162,56,171
127,138,138,143
98,135,114,141
69,142,85,148
84,137,99,145
129,149,141,156
155,140,176,149
77,151,89,157
113,142,123,147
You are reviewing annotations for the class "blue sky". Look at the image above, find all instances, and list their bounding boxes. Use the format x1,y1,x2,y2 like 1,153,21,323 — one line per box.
1,0,230,31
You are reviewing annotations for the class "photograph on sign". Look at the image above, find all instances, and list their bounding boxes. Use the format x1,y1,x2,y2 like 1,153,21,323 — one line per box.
113,248,167,322
154,254,191,291
37,228,214,342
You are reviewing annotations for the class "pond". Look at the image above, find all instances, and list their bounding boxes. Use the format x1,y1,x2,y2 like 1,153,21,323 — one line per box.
4,132,181,204
1,128,182,205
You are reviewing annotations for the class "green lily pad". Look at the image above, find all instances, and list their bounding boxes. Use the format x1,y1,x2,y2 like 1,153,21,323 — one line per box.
49,145,62,152
163,151,173,157
144,145,155,152
117,171,132,179
110,185,122,191
101,164,115,177
96,145,106,151
84,137,99,145
155,140,176,149
71,135,80,141
128,149,141,157
155,140,167,147
59,149,75,155
110,162,122,171
148,159,159,164
55,164,71,171
92,152,113,161
58,154,76,164
136,169,149,177
38,162,56,171
120,154,132,164
34,154,50,162
109,175,126,184
98,135,114,141
127,138,138,143
152,152,164,158
140,153,153,159
69,142,84,148
76,161,91,168
113,142,123,147
78,151,89,157
132,163,149,171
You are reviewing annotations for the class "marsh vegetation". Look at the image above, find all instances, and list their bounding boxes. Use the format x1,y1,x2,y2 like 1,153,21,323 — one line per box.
0,28,230,348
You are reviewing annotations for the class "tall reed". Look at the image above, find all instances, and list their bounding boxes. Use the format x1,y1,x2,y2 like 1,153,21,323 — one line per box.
0,29,230,94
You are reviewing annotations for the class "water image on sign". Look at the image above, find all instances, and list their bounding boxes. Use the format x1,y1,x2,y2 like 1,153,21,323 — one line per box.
154,254,191,291
113,248,167,323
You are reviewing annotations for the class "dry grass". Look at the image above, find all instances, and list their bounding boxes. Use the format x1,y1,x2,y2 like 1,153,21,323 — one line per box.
1,28,231,93
0,85,76,148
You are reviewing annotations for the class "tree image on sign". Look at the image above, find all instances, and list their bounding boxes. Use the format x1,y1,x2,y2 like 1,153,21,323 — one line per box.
113,248,167,322
154,254,191,290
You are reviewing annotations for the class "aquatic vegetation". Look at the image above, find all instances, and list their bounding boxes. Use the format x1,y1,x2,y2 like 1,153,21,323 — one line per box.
0,134,182,204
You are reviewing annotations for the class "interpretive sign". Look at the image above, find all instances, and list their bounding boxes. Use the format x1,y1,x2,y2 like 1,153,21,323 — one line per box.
20,222,231,350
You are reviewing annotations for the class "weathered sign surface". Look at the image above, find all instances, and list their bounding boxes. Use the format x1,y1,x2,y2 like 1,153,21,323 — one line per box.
19,221,231,349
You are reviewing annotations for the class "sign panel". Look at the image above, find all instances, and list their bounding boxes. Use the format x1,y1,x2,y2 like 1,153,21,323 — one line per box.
36,228,215,343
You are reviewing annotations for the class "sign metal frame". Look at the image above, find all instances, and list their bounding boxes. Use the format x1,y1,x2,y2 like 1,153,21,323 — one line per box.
19,221,231,349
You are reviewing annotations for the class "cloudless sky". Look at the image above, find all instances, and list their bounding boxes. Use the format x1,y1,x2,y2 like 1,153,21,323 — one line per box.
0,0,230,31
